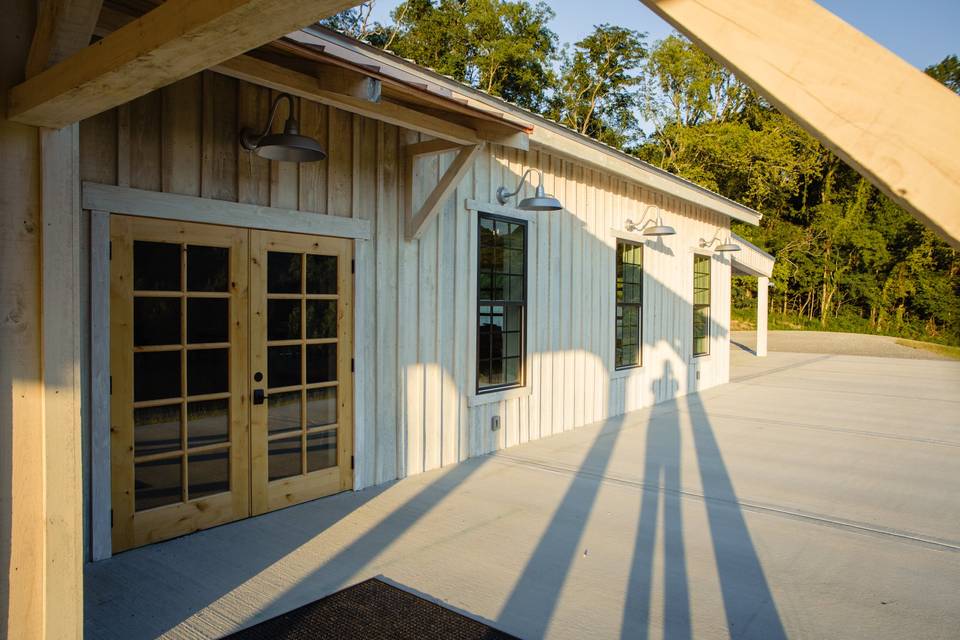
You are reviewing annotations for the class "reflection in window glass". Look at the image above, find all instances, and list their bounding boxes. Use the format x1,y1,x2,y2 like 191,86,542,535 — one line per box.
187,245,229,292
268,436,301,481
188,449,229,500
615,240,643,369
187,398,229,448
693,254,711,356
307,430,337,472
135,457,181,511
477,214,526,391
134,241,180,291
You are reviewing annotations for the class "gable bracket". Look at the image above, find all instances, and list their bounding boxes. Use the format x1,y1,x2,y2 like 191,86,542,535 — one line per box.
404,142,483,241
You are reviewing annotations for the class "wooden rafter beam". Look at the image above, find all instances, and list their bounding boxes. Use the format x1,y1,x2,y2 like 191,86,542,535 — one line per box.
8,0,360,128
25,0,104,78
216,54,482,146
405,143,483,241
639,0,960,247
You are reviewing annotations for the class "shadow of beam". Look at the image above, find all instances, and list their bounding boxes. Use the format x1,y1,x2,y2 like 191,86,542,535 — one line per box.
686,392,786,639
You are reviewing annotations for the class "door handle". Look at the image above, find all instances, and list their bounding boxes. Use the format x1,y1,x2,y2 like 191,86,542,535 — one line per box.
253,389,265,405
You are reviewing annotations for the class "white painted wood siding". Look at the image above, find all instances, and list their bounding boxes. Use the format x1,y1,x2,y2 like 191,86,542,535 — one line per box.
79,71,732,500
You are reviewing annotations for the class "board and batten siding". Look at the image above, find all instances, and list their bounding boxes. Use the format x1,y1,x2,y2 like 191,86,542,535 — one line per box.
79,70,732,499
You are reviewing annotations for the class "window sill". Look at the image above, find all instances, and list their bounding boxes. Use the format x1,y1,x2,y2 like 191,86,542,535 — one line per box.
468,385,532,407
611,365,643,380
690,353,712,364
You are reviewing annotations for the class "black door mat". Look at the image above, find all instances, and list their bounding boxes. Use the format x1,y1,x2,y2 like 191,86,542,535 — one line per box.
224,578,519,640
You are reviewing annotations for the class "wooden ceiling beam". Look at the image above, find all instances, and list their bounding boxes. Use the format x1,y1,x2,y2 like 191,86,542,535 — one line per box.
640,0,960,247
215,54,482,146
8,0,360,128
25,0,104,78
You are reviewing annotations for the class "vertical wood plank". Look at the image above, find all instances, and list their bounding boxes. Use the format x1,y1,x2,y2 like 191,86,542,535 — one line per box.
376,123,399,482
201,71,238,202
327,107,353,217
161,75,202,197
89,210,111,561
128,91,161,191
79,109,117,185
298,100,328,213
269,90,298,210
237,81,271,206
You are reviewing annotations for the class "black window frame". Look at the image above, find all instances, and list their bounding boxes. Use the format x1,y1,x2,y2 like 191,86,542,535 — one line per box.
476,212,527,394
692,253,711,357
615,238,644,370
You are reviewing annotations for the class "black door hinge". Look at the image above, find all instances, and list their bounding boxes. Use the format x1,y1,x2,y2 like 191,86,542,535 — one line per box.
110,509,114,528
109,241,112,260
109,376,113,394
351,358,355,373
351,455,355,470
351,258,355,274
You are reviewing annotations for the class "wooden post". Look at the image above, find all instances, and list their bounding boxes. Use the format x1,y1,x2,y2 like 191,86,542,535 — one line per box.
757,276,769,357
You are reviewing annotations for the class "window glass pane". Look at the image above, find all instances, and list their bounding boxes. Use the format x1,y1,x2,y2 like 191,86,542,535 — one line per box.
306,387,337,427
187,298,228,344
187,348,228,396
268,390,301,434
134,351,181,402
504,357,521,384
307,430,337,472
135,457,181,511
187,245,228,292
306,343,337,384
134,241,180,291
306,300,337,339
134,297,181,346
269,436,301,481
187,398,229,448
268,251,301,294
188,449,229,500
268,345,302,388
306,255,338,294
267,299,301,341
135,404,181,456
693,255,711,356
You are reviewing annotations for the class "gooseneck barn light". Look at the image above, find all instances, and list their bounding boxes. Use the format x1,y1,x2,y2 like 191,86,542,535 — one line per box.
625,205,676,236
240,93,326,163
496,169,563,211
700,233,741,252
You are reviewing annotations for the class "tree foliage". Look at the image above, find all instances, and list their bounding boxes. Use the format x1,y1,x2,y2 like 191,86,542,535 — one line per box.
321,4,959,344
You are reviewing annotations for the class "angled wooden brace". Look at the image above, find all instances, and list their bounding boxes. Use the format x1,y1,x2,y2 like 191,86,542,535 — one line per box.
404,142,483,241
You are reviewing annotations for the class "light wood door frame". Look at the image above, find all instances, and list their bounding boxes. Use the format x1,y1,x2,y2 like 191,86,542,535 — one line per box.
110,215,250,552
249,230,354,515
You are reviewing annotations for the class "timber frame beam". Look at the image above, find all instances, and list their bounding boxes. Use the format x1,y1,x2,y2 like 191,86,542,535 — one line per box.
8,0,361,128
25,0,103,78
404,142,483,241
639,0,960,247
215,55,483,146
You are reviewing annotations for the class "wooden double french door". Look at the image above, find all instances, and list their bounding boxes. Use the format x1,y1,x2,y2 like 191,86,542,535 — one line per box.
110,216,353,552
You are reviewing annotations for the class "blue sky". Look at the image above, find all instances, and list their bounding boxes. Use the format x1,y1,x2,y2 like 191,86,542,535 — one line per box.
367,0,958,70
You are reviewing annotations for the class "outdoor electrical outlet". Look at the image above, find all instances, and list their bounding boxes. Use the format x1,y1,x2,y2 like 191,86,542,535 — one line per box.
696,370,700,380
491,416,501,431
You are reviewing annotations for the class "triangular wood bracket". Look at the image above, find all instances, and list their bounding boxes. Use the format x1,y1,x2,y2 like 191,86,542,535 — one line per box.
404,142,483,241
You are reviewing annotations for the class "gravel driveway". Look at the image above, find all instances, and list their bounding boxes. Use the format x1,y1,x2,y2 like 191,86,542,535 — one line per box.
731,329,955,360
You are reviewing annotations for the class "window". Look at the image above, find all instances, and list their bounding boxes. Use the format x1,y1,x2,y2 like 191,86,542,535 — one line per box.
615,239,643,369
693,254,711,356
477,213,526,392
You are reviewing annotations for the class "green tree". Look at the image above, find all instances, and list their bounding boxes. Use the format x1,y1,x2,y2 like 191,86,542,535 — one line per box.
382,0,558,111
548,25,647,148
926,54,960,93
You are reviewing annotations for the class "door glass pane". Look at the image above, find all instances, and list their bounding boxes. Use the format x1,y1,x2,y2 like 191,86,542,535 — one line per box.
269,436,302,481
134,297,181,346
187,348,228,396
306,255,337,294
268,251,301,294
134,241,180,291
268,390,301,434
134,351,181,402
187,245,229,292
187,298,228,344
187,398,229,448
188,449,229,500
306,387,336,427
134,405,181,456
135,457,182,511
306,344,337,384
268,299,301,341
268,345,302,388
306,300,337,338
307,430,337,472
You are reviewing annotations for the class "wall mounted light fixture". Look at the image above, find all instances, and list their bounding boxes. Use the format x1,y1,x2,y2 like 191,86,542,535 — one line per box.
496,169,562,211
240,93,326,163
699,232,741,252
625,205,676,236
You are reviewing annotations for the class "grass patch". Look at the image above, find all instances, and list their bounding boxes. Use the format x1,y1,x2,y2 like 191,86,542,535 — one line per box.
894,339,960,360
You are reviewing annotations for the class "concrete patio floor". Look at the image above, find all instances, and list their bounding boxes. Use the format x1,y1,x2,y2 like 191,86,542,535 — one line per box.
86,350,960,639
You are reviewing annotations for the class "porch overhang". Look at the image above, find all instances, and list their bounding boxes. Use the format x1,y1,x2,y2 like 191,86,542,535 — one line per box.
730,233,775,279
